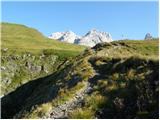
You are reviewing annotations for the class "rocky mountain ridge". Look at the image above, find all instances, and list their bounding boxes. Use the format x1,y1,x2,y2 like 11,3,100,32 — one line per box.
49,29,112,47
49,31,81,43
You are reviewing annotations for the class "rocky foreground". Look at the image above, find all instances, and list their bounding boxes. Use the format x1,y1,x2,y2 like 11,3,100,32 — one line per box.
2,40,159,119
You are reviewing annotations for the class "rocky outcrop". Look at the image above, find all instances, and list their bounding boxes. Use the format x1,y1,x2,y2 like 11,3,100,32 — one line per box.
45,83,93,119
144,33,153,40
1,52,59,96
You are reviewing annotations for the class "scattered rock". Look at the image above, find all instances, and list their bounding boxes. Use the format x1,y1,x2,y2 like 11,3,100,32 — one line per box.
25,62,32,69
27,54,31,57
46,83,89,119
85,86,93,94
113,97,124,110
39,54,45,59
31,66,41,72
23,54,26,59
2,78,11,84
1,66,6,71
2,48,8,52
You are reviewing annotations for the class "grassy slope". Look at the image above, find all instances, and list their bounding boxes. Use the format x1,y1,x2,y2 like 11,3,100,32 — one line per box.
2,39,159,119
69,40,159,119
1,22,86,96
1,22,86,55
94,40,158,59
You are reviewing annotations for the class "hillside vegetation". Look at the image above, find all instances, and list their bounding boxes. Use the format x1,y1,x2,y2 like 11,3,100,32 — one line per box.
1,32,159,119
1,22,86,96
1,22,86,54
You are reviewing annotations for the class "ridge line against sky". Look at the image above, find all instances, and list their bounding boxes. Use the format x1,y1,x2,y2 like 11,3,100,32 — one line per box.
1,1,158,40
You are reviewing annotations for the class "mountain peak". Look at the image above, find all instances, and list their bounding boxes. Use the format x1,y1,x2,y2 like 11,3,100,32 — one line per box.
65,30,74,34
49,29,113,47
78,29,112,47
49,31,79,43
85,29,98,35
90,29,97,32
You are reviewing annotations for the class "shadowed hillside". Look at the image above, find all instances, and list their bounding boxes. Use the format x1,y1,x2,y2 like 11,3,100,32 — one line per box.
1,38,159,119
1,22,86,96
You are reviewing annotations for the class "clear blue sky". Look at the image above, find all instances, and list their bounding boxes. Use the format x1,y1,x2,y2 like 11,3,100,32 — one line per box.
1,1,158,40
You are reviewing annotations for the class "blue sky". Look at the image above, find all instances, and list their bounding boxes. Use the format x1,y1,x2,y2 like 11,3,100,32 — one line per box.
1,1,158,40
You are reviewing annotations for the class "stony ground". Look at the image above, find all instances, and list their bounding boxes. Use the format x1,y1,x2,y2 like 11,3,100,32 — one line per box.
44,82,92,119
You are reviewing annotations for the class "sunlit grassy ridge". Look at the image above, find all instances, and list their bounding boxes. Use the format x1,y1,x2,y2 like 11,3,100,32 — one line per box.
93,40,158,59
67,40,159,119
1,22,86,54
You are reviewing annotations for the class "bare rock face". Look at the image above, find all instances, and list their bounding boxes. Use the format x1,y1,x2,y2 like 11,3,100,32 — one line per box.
77,29,112,47
49,31,80,43
49,29,112,47
144,33,153,40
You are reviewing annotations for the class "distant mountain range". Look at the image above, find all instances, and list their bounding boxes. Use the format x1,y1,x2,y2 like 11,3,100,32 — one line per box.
49,29,113,47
